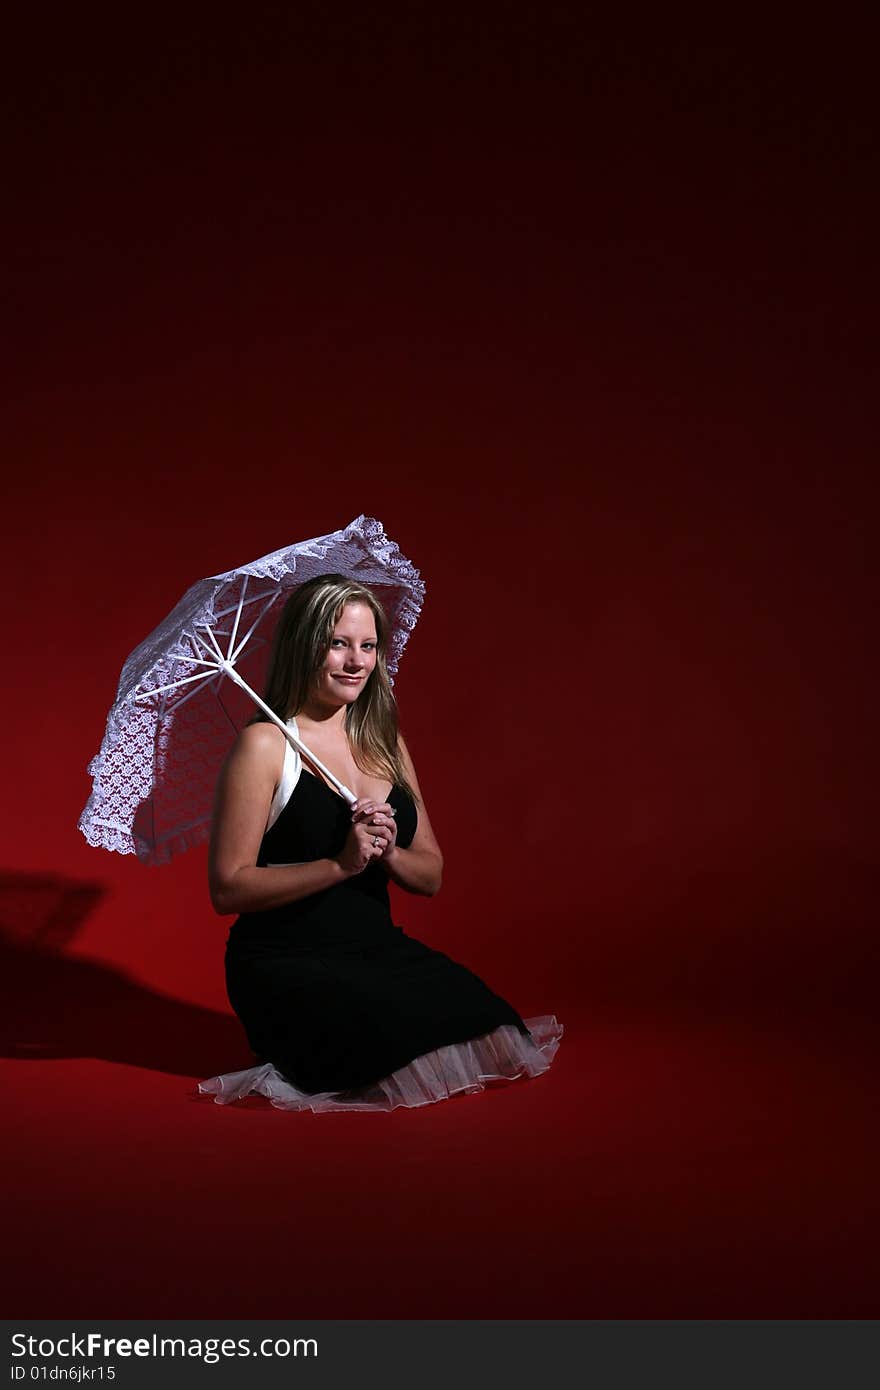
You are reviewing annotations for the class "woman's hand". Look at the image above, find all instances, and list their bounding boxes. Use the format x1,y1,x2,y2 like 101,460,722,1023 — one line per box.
354,799,398,856
334,799,397,875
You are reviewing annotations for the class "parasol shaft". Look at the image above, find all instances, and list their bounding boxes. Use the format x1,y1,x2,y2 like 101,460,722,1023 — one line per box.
219,661,357,807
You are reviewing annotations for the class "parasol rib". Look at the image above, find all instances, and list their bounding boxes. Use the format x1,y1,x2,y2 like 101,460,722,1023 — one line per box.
230,592,278,666
227,574,248,660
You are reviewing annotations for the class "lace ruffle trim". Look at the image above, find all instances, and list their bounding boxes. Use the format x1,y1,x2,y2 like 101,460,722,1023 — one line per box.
197,1015,563,1113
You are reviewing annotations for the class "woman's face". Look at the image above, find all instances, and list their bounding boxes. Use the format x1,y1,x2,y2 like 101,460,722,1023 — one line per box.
313,601,379,709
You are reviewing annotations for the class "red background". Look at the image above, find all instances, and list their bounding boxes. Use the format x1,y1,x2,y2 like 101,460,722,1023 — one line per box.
2,9,877,1316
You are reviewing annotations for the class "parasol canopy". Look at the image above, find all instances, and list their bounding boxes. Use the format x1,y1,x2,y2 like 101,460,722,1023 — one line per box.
78,515,425,865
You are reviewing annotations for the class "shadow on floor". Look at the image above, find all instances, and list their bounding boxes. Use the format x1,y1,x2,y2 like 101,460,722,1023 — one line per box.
0,869,247,1078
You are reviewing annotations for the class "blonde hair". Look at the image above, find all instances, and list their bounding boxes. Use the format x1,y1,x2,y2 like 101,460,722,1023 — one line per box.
248,573,416,801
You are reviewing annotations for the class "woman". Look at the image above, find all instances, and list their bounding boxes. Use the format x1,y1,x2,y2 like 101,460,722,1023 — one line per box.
199,573,562,1111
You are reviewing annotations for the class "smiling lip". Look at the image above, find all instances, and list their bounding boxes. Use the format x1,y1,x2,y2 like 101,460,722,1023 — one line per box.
335,676,362,683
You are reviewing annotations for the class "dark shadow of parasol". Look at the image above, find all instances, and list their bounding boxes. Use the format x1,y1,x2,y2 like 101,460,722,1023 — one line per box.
0,870,248,1080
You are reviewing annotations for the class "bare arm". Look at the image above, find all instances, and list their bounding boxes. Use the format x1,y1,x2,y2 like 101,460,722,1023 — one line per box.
379,734,444,897
208,724,349,915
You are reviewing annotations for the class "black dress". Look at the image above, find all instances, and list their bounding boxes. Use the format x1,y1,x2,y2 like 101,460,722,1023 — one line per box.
199,724,562,1112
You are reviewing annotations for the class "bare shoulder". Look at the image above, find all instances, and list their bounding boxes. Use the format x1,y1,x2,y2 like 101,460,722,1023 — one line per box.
227,721,287,782
237,720,286,753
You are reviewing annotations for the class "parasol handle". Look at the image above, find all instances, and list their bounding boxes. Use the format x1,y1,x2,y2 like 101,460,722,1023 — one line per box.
218,662,358,807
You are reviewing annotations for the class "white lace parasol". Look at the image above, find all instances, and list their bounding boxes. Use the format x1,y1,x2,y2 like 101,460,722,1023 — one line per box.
78,515,425,865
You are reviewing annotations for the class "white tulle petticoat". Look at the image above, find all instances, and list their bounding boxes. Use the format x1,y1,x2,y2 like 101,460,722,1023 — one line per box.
198,1015,563,1113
